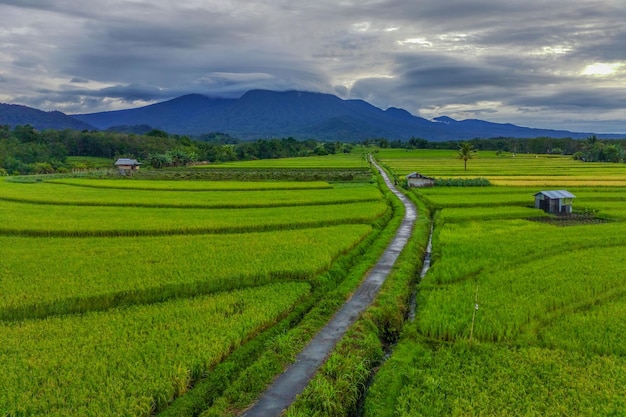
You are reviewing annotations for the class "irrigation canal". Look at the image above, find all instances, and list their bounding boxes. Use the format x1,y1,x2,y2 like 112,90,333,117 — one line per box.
240,159,418,417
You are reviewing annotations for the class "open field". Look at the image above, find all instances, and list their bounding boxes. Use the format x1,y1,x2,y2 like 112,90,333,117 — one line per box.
0,158,396,416
0,180,380,207
365,149,626,416
0,225,373,321
193,153,369,168
0,283,309,416
379,149,626,183
0,200,386,236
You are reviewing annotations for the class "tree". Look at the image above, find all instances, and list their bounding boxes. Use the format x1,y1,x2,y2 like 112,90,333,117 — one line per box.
601,144,624,163
457,141,476,171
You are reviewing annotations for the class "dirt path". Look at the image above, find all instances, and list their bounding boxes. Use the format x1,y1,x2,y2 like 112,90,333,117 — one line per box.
240,159,416,417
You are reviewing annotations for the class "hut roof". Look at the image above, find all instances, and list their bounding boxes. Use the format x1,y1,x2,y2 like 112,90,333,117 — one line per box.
534,190,576,199
115,158,141,166
406,172,433,179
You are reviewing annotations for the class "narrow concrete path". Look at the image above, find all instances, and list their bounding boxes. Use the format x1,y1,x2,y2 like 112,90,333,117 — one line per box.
241,159,417,417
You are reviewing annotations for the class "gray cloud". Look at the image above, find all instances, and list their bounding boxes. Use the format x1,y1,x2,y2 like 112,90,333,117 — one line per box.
0,0,624,132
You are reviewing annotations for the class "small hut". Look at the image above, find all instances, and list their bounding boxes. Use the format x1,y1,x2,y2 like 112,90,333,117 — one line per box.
406,172,435,188
114,158,141,175
534,190,576,214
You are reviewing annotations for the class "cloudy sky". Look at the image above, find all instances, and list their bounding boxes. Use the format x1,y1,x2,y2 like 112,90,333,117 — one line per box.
1,0,625,133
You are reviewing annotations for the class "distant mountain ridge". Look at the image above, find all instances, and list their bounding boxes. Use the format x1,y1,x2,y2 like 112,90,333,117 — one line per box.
0,103,94,131
2,90,624,141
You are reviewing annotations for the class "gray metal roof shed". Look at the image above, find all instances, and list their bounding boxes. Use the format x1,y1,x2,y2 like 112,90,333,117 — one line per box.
534,190,576,214
115,158,141,166
534,190,576,199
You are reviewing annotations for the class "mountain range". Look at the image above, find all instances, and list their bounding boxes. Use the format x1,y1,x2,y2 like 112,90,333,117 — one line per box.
1,90,623,141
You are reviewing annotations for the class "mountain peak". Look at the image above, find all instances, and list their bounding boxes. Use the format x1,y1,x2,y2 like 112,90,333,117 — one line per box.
433,116,457,124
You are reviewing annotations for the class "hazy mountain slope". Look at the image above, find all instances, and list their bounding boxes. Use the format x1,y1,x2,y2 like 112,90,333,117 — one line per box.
0,103,94,131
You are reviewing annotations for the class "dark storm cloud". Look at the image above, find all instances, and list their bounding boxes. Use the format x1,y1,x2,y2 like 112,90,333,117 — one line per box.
0,0,624,132
509,88,626,110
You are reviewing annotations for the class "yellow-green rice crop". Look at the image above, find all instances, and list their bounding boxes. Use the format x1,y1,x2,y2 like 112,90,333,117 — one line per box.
366,339,626,417
0,180,381,208
490,177,626,187
194,153,366,168
377,149,626,179
0,225,372,320
427,220,626,285
419,245,626,342
47,178,334,190
0,282,309,416
364,150,626,417
416,186,536,208
436,206,548,222
539,296,626,356
0,200,387,236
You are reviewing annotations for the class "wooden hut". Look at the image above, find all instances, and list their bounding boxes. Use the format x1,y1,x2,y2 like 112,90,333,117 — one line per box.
534,190,576,214
406,172,435,188
114,158,141,175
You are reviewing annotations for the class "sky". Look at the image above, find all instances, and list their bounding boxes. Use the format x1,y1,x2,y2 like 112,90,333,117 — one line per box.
1,0,625,133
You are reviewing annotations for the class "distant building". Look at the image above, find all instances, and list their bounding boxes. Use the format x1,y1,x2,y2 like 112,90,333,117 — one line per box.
534,190,576,214
114,158,141,175
406,172,435,188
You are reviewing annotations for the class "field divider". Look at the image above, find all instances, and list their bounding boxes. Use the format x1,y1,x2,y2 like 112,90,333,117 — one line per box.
44,179,334,191
0,216,385,238
0,274,314,324
0,195,380,209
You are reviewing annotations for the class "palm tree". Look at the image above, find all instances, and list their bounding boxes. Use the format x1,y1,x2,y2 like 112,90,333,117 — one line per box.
457,141,476,171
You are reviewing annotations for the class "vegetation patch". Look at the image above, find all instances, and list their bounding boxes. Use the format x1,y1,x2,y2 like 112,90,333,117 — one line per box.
363,150,626,417
528,212,610,226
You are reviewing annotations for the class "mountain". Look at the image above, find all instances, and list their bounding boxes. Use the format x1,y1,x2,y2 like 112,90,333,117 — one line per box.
73,90,620,141
3,90,623,141
0,103,94,131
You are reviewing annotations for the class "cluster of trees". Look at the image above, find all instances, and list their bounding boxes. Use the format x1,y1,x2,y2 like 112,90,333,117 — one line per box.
365,135,626,157
0,125,354,174
573,135,625,162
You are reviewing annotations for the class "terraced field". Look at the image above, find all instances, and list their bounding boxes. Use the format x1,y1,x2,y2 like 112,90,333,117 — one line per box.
0,167,395,416
364,149,626,416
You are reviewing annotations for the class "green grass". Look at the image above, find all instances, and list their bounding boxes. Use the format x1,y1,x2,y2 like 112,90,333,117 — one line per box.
365,336,626,417
1,160,393,416
419,245,626,342
0,225,373,321
0,200,387,236
47,178,334,190
377,148,626,180
0,282,309,417
0,179,381,208
363,151,626,417
194,153,368,168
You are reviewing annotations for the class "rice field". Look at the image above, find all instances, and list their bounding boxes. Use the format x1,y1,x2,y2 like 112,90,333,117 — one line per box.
0,226,373,321
193,153,369,168
0,180,381,208
0,200,386,236
0,283,309,416
0,163,391,416
365,148,626,416
379,149,626,182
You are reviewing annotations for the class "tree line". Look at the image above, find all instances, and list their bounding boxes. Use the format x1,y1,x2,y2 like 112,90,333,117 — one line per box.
2,125,625,175
363,135,626,157
0,125,353,175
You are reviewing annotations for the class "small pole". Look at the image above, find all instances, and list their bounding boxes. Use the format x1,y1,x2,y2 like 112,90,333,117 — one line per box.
469,284,479,342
